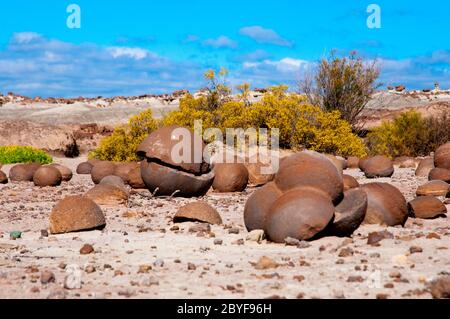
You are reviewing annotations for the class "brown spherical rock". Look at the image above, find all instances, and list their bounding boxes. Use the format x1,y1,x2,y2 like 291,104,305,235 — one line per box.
114,162,139,183
33,166,62,187
429,168,450,183
9,163,42,182
127,167,146,189
50,164,73,182
0,170,8,184
415,157,435,177
417,181,450,197
329,188,368,237
408,196,447,219
85,184,129,206
91,161,116,184
347,157,360,169
265,187,335,243
140,160,214,197
275,151,343,204
361,156,394,178
435,142,450,170
137,125,209,174
361,183,408,226
212,163,249,193
245,155,276,186
244,182,283,232
76,162,93,175
173,201,222,225
343,174,360,191
325,154,346,172
49,196,106,234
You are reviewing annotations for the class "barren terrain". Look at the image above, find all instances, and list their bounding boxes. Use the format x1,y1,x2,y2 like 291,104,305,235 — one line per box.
0,157,449,299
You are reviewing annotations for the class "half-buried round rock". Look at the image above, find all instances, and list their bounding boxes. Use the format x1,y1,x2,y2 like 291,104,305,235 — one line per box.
244,182,283,232
76,162,93,175
9,163,42,182
361,183,408,226
33,166,62,187
361,156,394,178
415,157,435,177
173,201,222,225
408,196,447,219
429,168,450,183
91,161,116,184
328,188,367,237
140,161,214,197
0,170,8,184
274,151,343,204
50,164,73,182
434,142,450,170
265,187,335,243
343,174,360,191
212,163,249,193
49,195,106,234
100,175,127,191
416,181,450,197
85,184,129,206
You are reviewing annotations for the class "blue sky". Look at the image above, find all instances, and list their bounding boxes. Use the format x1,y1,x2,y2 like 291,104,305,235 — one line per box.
0,0,449,97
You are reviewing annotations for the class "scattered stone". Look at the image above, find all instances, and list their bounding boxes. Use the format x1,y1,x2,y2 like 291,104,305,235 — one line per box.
85,265,96,273
376,293,389,299
40,229,49,237
47,289,67,299
40,270,55,284
228,227,240,234
429,276,450,299
416,181,450,197
427,233,441,239
76,162,93,175
80,244,94,255
367,230,394,245
338,247,354,257
85,184,129,206
246,229,265,242
187,263,197,271
153,259,164,267
347,275,364,283
64,275,81,290
409,246,423,254
214,239,223,245
138,265,152,274
253,256,279,270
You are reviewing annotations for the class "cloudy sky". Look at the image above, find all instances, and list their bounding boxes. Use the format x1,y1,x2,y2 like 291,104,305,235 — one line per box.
0,0,449,97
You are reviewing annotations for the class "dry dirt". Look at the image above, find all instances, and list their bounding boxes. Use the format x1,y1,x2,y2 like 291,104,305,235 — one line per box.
0,157,449,299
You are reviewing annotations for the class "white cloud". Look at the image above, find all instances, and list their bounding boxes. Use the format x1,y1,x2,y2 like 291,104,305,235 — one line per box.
11,32,43,44
107,47,149,60
239,26,293,47
203,36,237,49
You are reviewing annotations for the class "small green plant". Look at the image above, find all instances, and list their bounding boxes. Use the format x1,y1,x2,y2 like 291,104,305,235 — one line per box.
89,109,158,162
0,146,53,164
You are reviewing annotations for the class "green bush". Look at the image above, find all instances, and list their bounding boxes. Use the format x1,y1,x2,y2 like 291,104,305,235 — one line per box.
366,110,450,158
0,146,53,164
89,109,158,162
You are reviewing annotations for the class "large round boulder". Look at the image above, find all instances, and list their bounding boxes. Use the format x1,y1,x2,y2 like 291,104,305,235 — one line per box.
361,183,408,226
429,168,450,183
50,164,73,182
245,155,276,186
360,156,394,178
265,187,335,243
0,170,8,184
274,151,343,204
347,157,360,169
33,166,62,187
76,162,93,175
114,162,139,183
140,160,214,197
408,196,447,219
434,142,450,170
415,157,435,177
136,125,209,174
212,163,249,193
85,184,129,206
9,163,41,182
417,181,450,197
244,182,283,232
329,188,368,237
173,201,222,225
91,161,116,184
49,196,106,234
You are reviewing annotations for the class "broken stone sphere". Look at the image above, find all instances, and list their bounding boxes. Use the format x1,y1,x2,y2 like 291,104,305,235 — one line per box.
137,125,214,197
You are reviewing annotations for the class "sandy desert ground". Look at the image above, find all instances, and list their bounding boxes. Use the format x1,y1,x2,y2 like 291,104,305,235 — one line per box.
0,156,449,299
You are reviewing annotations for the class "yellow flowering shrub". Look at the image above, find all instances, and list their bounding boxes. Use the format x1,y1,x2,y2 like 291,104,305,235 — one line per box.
0,146,53,164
